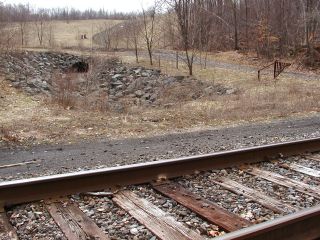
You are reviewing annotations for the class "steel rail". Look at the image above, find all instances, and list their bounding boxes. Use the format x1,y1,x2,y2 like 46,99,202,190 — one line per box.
214,205,320,240
1,137,320,207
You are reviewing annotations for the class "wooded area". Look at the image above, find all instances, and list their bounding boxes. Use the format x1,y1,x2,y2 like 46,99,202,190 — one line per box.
1,0,320,75
165,0,320,74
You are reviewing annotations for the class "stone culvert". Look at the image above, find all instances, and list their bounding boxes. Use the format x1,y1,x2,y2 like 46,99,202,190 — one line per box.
0,51,237,112
0,51,89,95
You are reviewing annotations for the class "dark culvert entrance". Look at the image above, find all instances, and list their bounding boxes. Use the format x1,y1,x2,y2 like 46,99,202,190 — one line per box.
70,61,89,73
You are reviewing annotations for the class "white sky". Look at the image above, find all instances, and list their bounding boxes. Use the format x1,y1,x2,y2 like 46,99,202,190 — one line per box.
3,0,155,12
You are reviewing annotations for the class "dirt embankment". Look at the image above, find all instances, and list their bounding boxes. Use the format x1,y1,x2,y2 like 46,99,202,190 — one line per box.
0,51,236,147
1,49,320,148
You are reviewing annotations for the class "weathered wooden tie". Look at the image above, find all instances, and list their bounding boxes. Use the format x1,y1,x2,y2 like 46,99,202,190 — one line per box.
0,212,18,240
153,182,252,232
281,163,320,178
244,167,320,199
113,190,204,240
213,177,299,214
304,155,320,162
46,200,109,240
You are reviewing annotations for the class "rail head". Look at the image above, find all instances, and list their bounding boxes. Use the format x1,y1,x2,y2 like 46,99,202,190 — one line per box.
214,205,320,240
1,137,320,206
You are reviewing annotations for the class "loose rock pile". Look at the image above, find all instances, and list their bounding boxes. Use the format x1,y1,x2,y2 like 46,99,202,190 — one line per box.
88,59,206,108
79,58,237,111
1,51,237,111
0,51,87,95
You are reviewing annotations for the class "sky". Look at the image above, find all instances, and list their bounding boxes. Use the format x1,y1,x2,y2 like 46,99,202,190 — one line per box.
2,0,155,12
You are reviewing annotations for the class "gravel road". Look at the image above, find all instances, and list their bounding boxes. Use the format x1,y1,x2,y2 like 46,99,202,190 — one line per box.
119,50,320,81
1,114,320,181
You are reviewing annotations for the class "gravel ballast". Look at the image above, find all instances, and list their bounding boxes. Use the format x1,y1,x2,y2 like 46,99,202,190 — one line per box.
176,172,279,223
130,185,224,238
74,195,156,240
7,202,66,240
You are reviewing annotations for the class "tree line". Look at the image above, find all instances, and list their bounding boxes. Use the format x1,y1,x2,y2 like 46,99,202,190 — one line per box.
102,0,320,75
1,0,319,75
163,0,320,74
0,2,136,22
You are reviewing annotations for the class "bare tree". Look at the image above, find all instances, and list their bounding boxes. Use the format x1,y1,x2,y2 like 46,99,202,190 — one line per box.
244,0,249,49
162,11,178,49
172,0,202,75
230,0,239,50
303,0,319,50
16,4,30,47
142,3,157,65
96,23,113,50
46,23,55,48
301,0,320,65
126,18,143,63
34,9,49,46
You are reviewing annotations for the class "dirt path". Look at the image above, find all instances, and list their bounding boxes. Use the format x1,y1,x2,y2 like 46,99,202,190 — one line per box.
1,114,320,181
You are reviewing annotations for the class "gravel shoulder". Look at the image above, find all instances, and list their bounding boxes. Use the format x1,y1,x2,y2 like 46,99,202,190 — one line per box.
1,114,320,181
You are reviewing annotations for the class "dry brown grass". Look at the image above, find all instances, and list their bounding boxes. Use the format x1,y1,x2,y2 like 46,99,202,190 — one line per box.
46,19,122,49
1,50,320,146
51,71,78,109
122,54,320,125
6,19,122,49
0,126,20,144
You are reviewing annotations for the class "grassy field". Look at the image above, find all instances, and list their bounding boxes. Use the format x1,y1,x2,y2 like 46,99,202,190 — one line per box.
8,19,122,49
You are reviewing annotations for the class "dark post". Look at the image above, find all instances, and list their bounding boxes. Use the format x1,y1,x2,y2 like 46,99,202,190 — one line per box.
176,51,179,69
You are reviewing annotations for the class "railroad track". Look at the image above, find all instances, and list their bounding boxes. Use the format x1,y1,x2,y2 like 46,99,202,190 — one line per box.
1,138,320,239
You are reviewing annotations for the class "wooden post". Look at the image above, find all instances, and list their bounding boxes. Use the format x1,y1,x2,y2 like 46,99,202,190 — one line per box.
257,62,275,81
176,51,179,69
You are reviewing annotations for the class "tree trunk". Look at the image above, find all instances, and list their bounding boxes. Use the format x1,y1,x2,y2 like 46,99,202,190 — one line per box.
233,1,239,50
245,0,249,49
185,49,193,76
147,44,153,65
134,39,139,63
